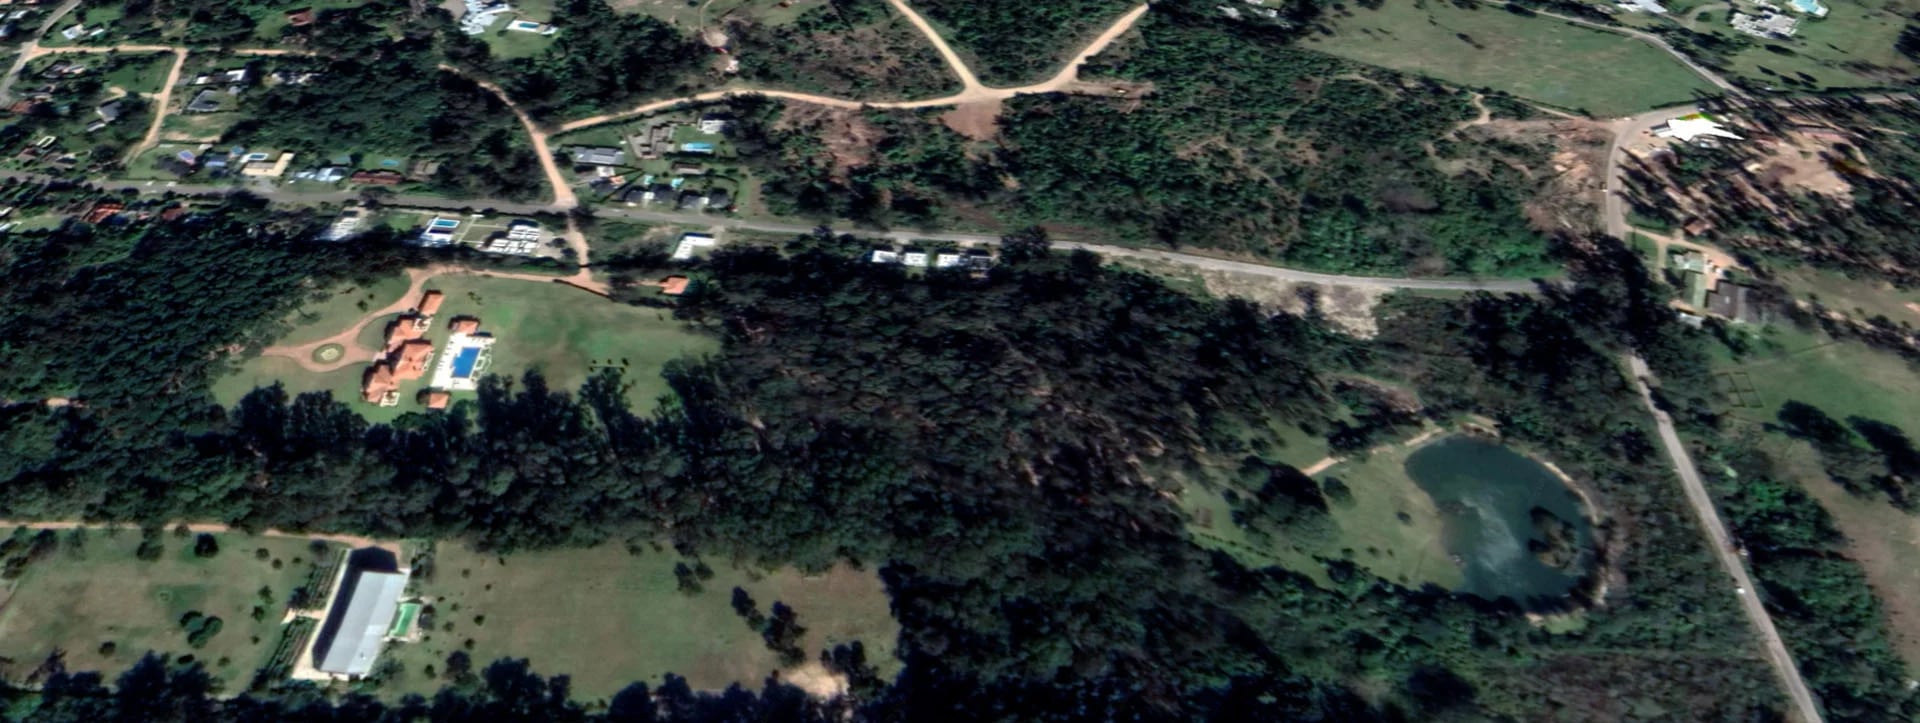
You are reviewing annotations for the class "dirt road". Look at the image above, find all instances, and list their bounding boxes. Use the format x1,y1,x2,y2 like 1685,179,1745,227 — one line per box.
437,65,578,210
134,50,188,158
1625,354,1825,723
882,0,982,93
0,0,85,103
555,3,1151,132
0,519,403,557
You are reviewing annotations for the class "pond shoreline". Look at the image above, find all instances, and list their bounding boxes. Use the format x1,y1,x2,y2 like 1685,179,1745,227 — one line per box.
1434,425,1620,613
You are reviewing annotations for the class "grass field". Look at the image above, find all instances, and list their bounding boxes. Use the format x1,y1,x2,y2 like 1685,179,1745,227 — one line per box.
213,355,371,415
1772,266,1920,324
1720,0,1919,90
381,543,898,700
0,532,338,685
214,273,717,420
1301,2,1720,116
1182,433,1463,590
272,274,416,347
1714,324,1920,438
160,113,242,143
1765,437,1920,673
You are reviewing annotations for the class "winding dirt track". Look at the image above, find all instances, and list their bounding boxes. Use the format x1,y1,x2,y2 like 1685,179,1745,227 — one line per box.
554,3,1151,132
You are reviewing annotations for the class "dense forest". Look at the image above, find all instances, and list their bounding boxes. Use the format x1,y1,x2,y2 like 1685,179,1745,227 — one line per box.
729,0,959,100
4,187,1857,717
910,0,1137,83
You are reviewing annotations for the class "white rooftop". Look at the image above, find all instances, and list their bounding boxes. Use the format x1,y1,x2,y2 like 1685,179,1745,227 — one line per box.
1656,115,1743,143
315,570,408,677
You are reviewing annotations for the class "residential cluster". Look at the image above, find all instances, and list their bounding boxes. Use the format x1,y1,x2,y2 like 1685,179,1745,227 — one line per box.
360,290,496,409
1672,250,1763,324
457,0,555,36
573,113,740,213
1729,0,1828,39
870,246,996,273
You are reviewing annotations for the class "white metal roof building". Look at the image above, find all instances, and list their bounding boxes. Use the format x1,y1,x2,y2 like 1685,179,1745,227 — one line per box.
315,570,409,677
1655,115,1743,143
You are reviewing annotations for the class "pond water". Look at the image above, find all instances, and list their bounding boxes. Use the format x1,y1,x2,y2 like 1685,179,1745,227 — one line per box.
1404,436,1593,603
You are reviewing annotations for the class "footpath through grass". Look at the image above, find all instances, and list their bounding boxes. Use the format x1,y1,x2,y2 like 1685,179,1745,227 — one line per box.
0,531,336,686
381,543,898,700
1301,2,1719,116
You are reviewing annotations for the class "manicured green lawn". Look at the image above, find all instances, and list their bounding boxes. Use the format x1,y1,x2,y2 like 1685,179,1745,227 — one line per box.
379,542,898,700
0,532,338,686
1181,433,1463,591
1301,2,1720,116
271,273,416,348
214,272,717,419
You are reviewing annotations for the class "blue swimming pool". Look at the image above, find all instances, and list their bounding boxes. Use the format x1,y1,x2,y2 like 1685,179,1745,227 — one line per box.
450,347,482,378
1790,0,1826,13
681,142,715,153
429,218,460,230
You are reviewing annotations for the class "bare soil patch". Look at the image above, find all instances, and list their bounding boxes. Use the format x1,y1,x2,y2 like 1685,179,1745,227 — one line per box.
776,105,884,180
1162,262,1388,337
938,98,1002,141
1465,118,1610,235
1747,128,1863,202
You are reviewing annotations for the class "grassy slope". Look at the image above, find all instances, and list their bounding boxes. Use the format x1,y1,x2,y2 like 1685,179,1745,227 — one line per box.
1773,265,1920,324
381,543,898,699
1182,434,1463,590
0,533,333,685
214,274,717,421
1300,2,1719,116
1719,325,1920,437
269,273,417,348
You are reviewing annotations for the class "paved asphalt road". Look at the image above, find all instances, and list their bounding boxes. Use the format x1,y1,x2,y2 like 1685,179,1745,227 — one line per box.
1626,355,1825,723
